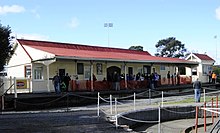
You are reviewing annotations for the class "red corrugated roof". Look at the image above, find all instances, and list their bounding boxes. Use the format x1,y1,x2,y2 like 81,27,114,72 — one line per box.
193,53,214,61
17,39,196,64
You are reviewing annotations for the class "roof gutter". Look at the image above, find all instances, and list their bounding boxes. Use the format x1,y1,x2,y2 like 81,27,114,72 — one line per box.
55,56,199,65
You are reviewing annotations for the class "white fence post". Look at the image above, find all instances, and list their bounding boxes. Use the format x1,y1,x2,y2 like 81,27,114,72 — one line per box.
134,92,136,110
158,104,161,133
149,89,151,104
110,94,112,115
161,91,164,107
115,98,117,115
115,114,118,129
14,77,17,98
97,92,100,117
1,95,4,110
203,88,206,102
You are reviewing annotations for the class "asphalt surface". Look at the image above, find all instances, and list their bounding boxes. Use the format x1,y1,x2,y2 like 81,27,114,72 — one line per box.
0,110,130,133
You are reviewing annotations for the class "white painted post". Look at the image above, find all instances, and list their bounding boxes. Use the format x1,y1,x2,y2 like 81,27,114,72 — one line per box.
115,114,118,129
110,94,112,115
47,65,50,92
1,95,4,110
203,88,206,102
161,91,164,107
158,104,161,133
149,89,151,104
14,77,17,98
97,92,100,117
134,92,136,110
115,98,117,115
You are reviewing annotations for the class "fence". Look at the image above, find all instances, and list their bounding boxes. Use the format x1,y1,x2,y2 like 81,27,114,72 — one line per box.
97,86,220,132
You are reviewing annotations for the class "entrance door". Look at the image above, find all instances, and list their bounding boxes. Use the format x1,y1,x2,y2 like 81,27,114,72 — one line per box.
107,66,121,81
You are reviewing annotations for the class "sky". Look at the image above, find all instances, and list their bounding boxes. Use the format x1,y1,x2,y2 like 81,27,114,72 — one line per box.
1,0,220,63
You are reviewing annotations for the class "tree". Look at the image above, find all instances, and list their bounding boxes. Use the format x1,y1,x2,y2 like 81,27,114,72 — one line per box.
0,22,14,71
155,37,187,58
129,45,143,51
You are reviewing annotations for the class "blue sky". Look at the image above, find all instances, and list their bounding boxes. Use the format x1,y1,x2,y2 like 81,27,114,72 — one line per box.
1,0,220,63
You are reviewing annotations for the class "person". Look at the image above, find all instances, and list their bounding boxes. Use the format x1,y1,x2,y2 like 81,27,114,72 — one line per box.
208,71,212,84
177,72,180,85
149,73,155,90
112,71,120,91
75,76,79,91
167,71,171,85
63,73,71,92
212,72,217,84
193,78,202,102
52,73,61,94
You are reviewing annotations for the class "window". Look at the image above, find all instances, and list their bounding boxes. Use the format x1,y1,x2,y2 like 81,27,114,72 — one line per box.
203,65,212,75
128,67,133,75
178,67,186,75
160,65,165,71
192,67,197,75
96,63,102,75
77,63,84,75
25,65,31,78
34,67,43,80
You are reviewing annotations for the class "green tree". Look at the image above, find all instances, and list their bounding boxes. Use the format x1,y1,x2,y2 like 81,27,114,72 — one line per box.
155,37,187,58
129,45,143,51
0,22,14,71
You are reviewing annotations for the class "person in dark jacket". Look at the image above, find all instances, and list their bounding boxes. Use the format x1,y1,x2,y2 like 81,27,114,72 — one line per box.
193,78,202,102
63,73,71,92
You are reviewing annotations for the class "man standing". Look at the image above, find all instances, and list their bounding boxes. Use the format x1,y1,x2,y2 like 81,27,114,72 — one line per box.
53,73,61,94
63,73,71,92
167,71,171,85
193,78,202,102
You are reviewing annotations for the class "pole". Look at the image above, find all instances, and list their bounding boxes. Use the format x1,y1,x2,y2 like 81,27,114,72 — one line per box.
134,92,136,111
162,91,164,107
14,77,17,98
1,95,4,110
216,96,218,118
97,92,100,117
203,88,206,102
195,106,198,133
115,98,117,115
212,98,214,123
204,102,206,132
110,94,112,115
149,89,151,105
158,104,161,133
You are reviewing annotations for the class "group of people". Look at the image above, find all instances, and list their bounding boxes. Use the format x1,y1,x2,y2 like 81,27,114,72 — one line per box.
52,73,71,94
208,71,217,84
166,71,180,86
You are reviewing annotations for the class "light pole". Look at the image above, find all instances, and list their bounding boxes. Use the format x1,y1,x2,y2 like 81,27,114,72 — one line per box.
214,35,217,64
104,22,113,47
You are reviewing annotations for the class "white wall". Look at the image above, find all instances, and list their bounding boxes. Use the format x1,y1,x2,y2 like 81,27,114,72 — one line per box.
7,44,32,78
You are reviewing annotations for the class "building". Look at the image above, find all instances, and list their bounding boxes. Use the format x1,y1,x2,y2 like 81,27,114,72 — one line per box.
185,53,215,82
6,39,198,93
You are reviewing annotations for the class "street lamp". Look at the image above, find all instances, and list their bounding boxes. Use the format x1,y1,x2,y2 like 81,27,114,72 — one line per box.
104,22,113,47
214,35,217,64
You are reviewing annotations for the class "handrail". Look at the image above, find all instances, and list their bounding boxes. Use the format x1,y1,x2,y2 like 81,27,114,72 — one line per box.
3,83,14,96
0,83,4,89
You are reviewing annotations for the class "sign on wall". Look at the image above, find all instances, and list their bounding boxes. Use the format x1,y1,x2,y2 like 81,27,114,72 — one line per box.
16,79,27,89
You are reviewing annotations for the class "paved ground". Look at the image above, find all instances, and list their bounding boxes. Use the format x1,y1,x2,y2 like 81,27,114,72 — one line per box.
0,110,131,133
1,87,220,133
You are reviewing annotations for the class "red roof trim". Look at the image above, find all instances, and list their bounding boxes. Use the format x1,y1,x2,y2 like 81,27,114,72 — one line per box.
17,39,151,56
193,53,214,61
17,40,33,61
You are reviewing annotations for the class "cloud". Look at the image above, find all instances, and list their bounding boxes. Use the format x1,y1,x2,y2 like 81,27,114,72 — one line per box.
31,9,40,19
0,5,25,15
216,6,220,20
15,33,49,41
68,17,79,29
